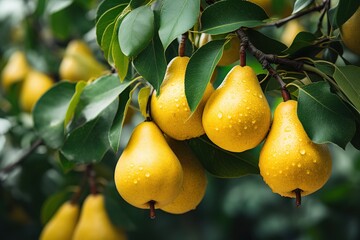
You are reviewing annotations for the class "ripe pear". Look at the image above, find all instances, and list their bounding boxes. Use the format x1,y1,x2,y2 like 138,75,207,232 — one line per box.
1,51,30,91
202,65,271,152
73,194,127,240
114,121,183,210
39,201,79,240
19,70,54,112
161,137,207,214
59,40,107,82
151,56,214,140
259,100,332,199
341,7,360,55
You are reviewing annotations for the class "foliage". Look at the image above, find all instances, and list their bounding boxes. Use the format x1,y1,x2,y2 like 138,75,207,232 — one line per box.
0,0,360,239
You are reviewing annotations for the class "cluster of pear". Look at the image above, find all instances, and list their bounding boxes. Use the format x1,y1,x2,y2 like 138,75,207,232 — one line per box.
40,194,127,240
1,51,54,112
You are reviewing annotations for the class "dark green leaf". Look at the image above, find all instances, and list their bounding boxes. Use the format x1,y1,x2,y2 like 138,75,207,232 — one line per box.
101,22,116,60
111,16,129,81
336,0,360,27
246,29,287,55
58,152,76,172
96,0,128,22
119,5,154,57
64,81,87,127
109,86,132,153
61,100,118,164
70,75,135,131
333,65,360,112
283,32,317,54
297,81,356,148
201,0,268,35
292,0,313,14
41,190,72,224
133,33,167,92
33,82,76,149
185,39,226,112
187,136,260,178
129,0,150,9
158,0,200,50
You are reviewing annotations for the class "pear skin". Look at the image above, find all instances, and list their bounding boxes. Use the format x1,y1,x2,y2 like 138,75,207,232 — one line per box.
202,65,271,152
72,194,127,240
19,70,54,112
1,51,30,91
39,202,79,240
259,100,332,198
341,7,360,55
114,121,183,209
161,137,207,214
151,56,214,140
59,40,107,82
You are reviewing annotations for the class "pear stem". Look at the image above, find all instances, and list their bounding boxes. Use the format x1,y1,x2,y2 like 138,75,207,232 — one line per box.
236,28,293,101
70,172,87,205
239,39,246,67
86,164,98,195
293,188,302,207
146,88,154,121
149,201,156,219
178,32,188,57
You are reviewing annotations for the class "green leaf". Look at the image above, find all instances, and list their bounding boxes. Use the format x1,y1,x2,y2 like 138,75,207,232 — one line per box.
187,136,260,178
292,0,313,14
138,86,151,118
336,0,360,27
246,29,287,55
41,190,72,224
64,81,87,127
70,75,135,131
96,4,127,46
61,100,118,164
47,0,73,14
297,81,356,148
133,33,167,92
119,5,154,57
333,65,360,112
283,32,317,54
33,82,76,149
111,17,129,81
129,0,150,9
109,84,135,153
96,0,129,22
58,152,76,172
158,0,200,50
101,22,116,60
185,39,226,112
201,0,268,35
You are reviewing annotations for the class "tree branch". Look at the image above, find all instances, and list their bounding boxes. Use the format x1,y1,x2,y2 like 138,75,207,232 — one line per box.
0,139,43,175
266,0,330,28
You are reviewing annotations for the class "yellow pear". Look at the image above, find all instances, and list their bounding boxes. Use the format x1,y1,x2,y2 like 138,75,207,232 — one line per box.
250,0,292,17
281,20,305,47
114,121,183,211
73,194,127,240
202,65,271,152
161,137,207,214
341,7,360,55
39,201,79,240
259,100,332,199
59,40,107,82
19,70,54,112
151,56,214,140
1,51,30,91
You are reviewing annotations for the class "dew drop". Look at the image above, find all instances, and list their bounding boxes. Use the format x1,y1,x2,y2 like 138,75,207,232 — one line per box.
227,115,232,119
133,180,138,184
243,99,248,103
297,163,302,168
239,113,243,117
217,112,223,119
176,104,179,107
244,126,248,130
215,127,219,131
184,107,188,111
254,126,258,129
286,151,289,155
145,172,150,178
258,94,263,99
306,170,310,175
313,159,317,163
279,170,283,174
159,105,163,109
238,132,242,136
175,98,179,102
182,102,186,106
229,124,232,128
242,80,246,83
299,138,303,142
139,167,143,171
284,127,291,132
266,172,270,176
252,120,256,124
246,107,250,110
292,162,295,166
238,119,242,123
130,164,134,168
299,149,306,155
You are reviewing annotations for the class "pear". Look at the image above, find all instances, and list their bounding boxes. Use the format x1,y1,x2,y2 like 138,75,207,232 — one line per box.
151,56,214,140
114,121,183,212
161,137,207,214
72,194,127,240
59,40,107,82
202,65,271,152
39,201,79,240
1,51,30,91
19,70,54,112
281,20,305,47
259,100,332,200
341,6,360,55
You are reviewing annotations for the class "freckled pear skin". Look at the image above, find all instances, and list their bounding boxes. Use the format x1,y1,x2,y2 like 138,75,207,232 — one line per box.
259,100,332,198
114,121,183,209
202,65,271,152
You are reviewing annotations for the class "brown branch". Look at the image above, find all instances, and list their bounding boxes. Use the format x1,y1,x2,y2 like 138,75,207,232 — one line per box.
236,28,292,101
86,164,98,195
178,32,189,57
0,139,43,175
266,0,330,28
